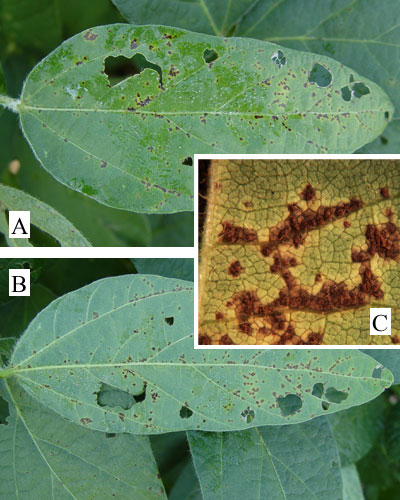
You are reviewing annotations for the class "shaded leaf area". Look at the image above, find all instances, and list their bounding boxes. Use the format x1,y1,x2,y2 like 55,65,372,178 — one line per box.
0,63,5,98
199,159,400,345
168,460,202,500
0,379,166,500
329,395,384,466
357,397,400,499
132,258,194,281
0,110,192,246
342,464,364,500
362,349,400,384
188,416,342,500
0,183,91,246
0,274,392,432
115,0,400,152
17,25,391,215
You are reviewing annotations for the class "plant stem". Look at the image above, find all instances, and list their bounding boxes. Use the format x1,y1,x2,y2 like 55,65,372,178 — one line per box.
0,94,20,113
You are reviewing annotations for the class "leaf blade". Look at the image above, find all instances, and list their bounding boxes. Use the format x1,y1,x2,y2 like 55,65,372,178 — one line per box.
3,275,392,433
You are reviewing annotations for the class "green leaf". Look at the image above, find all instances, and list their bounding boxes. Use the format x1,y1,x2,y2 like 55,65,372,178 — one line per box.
0,0,62,57
148,213,194,246
0,184,91,246
114,1,400,122
342,464,364,500
361,350,400,384
329,396,384,465
357,119,400,154
17,25,392,215
187,416,342,499
169,460,202,500
0,274,392,433
132,258,194,281
0,379,166,500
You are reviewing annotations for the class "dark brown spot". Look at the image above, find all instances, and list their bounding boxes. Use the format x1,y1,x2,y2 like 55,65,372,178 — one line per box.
343,220,351,228
199,334,211,345
239,322,252,334
219,334,234,345
380,187,389,199
365,223,400,260
84,30,97,41
218,221,258,244
300,184,316,201
80,418,92,425
228,260,244,277
315,273,322,283
215,312,224,321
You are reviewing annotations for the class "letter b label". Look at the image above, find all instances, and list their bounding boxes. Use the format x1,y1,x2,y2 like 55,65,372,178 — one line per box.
9,269,30,296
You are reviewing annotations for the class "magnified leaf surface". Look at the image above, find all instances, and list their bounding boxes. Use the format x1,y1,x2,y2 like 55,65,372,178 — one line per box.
0,275,392,433
199,159,400,345
18,24,392,213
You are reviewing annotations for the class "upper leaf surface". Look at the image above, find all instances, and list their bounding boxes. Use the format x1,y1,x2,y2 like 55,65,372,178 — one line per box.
19,25,392,214
2,275,392,433
199,159,400,345
0,379,166,500
115,1,400,121
0,184,91,246
188,416,342,500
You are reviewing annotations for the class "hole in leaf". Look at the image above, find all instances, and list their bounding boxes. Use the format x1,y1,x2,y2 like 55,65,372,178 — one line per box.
203,48,219,64
96,383,145,410
271,50,286,69
321,401,330,411
312,383,324,398
309,63,332,87
240,406,255,424
105,433,116,438
182,156,193,166
165,317,174,326
384,111,390,120
325,387,348,404
349,74,355,83
341,86,352,102
180,406,193,418
277,394,302,416
380,136,388,145
372,365,383,379
104,53,163,87
352,82,370,98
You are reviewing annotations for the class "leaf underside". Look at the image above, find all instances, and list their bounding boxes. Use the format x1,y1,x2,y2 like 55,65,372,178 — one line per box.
199,159,400,345
2,275,392,434
19,24,392,213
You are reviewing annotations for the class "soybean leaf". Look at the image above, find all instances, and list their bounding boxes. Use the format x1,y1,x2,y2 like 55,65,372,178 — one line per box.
132,258,194,281
342,464,364,500
187,417,342,500
199,159,400,345
329,396,384,466
361,350,400,384
115,1,400,120
0,274,392,433
0,184,91,246
168,460,202,500
7,25,393,214
148,213,194,247
0,0,62,57
0,379,166,500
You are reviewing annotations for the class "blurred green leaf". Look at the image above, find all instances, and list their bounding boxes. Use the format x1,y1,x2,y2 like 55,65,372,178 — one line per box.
132,258,193,281
342,464,364,500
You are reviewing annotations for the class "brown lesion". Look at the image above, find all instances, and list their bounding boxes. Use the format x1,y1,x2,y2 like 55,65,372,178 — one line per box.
228,260,244,277
218,222,258,244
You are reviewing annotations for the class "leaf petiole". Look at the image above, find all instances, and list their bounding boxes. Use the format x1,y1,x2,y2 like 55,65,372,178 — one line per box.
0,366,16,379
0,95,20,113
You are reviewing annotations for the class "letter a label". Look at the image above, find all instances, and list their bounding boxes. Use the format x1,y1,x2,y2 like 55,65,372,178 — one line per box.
9,211,30,239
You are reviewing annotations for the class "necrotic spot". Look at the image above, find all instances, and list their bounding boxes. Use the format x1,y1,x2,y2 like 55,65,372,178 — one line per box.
309,63,332,87
277,394,302,416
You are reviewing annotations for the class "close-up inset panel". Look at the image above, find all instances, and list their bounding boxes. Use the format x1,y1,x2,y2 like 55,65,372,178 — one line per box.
198,158,400,346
